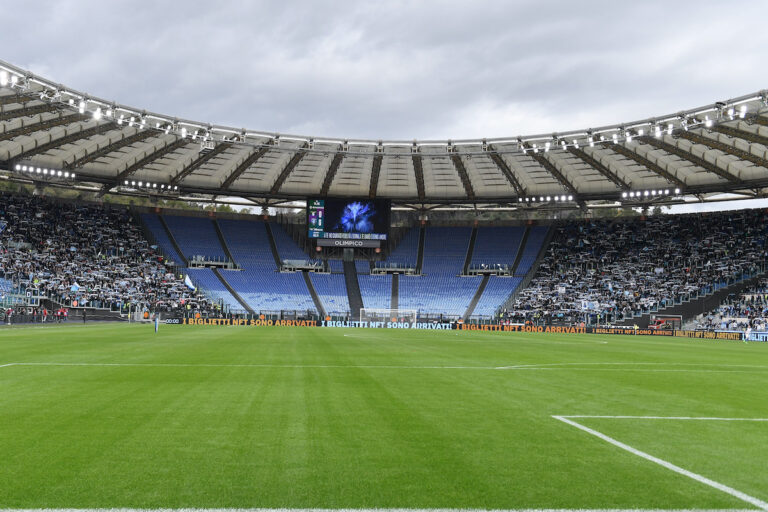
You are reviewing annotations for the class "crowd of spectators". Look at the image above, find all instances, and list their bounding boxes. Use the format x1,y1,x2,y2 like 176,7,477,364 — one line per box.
504,209,768,325
694,278,768,331
0,192,221,316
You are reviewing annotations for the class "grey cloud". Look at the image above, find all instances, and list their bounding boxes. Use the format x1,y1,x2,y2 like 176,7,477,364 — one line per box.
2,0,767,140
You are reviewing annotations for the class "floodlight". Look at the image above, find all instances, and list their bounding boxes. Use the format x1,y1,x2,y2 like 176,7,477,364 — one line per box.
622,192,628,198
705,115,713,128
78,101,85,114
674,188,681,194
739,105,747,118
14,164,20,171
567,195,573,201
0,70,8,86
93,107,102,121
667,123,673,135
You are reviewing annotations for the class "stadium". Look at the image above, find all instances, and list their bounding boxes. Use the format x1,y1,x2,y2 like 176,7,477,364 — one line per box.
2,3,768,510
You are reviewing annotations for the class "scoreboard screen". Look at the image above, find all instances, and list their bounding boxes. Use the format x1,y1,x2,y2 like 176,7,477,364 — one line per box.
308,198,391,240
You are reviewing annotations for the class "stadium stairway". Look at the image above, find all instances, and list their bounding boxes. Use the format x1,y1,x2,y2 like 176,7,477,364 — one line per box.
213,220,238,265
498,226,557,313
264,223,283,267
616,273,767,328
303,271,326,318
391,273,399,309
158,215,189,266
510,226,530,275
343,260,364,321
462,227,477,275
415,226,426,274
212,268,255,315
463,274,490,320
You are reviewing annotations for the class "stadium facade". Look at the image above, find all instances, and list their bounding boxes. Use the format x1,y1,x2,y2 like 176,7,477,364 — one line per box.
1,59,768,331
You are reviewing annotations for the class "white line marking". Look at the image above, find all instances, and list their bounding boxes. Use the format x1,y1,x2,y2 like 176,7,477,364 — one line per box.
0,363,16,368
2,362,768,374
0,509,760,512
561,416,768,422
552,415,768,511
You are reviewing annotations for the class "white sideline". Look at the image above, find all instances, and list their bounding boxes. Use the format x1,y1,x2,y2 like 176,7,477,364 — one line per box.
552,416,768,511
1,362,768,373
0,509,761,512
561,416,768,422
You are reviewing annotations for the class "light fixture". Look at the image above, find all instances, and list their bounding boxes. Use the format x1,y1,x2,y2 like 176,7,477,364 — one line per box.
544,142,551,152
129,116,135,127
622,192,628,198
93,107,102,121
739,105,747,119
14,164,20,171
643,190,649,196
181,127,188,138
705,116,713,128
573,139,579,149
0,70,8,86
655,126,662,138
567,195,573,201
674,188,681,194
118,114,125,125
667,123,673,135
588,136,594,147
638,129,644,136
78,100,85,114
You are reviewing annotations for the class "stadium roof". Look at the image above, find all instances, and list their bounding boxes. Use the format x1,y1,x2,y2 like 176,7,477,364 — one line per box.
1,58,768,209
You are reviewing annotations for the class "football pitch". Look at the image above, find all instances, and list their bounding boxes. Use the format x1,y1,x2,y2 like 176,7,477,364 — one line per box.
1,324,767,511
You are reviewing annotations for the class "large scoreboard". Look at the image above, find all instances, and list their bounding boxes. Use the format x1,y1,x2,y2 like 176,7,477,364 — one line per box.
308,198,391,246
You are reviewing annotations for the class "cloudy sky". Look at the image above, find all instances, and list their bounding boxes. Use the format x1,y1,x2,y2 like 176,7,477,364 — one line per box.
2,0,768,142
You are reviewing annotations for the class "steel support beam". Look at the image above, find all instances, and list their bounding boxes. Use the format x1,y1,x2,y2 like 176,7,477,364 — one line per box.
639,136,740,183
487,145,524,196
368,153,383,198
529,152,581,200
105,138,190,193
677,130,768,170
10,123,114,161
221,146,271,190
713,124,768,148
0,113,87,143
608,142,686,188
170,143,232,186
0,103,61,122
66,129,157,168
567,147,630,190
449,153,475,200
320,147,345,196
411,153,426,201
270,144,308,195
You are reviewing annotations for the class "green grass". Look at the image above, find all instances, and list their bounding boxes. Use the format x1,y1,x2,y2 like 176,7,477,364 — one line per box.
1,324,767,509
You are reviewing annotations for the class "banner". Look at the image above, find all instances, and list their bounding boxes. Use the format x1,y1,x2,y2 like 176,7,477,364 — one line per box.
162,318,747,341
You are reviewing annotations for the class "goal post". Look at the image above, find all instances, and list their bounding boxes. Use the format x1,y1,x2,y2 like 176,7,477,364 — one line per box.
360,308,417,324
650,314,683,330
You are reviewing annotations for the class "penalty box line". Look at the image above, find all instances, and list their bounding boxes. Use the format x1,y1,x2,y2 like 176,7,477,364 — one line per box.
552,415,768,511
